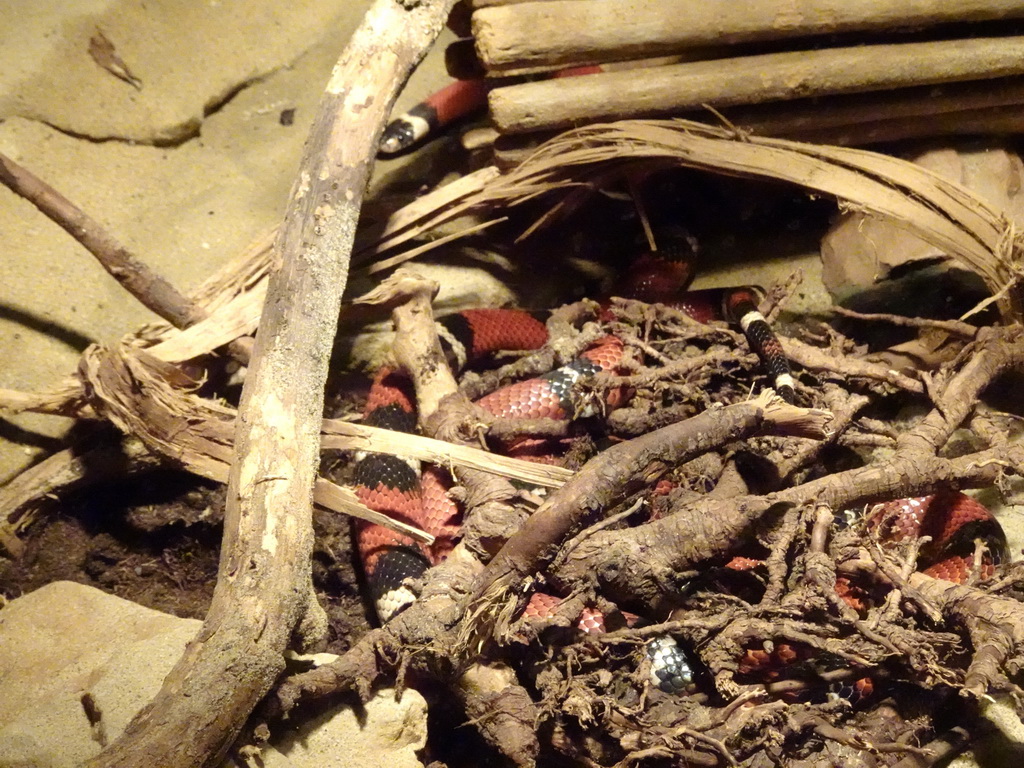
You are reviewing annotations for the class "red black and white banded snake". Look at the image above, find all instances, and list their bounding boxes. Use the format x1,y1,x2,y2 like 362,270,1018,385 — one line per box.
380,78,490,155
354,305,698,691
370,75,1012,694
349,235,1007,701
380,66,604,155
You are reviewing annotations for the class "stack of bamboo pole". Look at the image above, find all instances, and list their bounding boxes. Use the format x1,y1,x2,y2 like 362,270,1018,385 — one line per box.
453,0,1024,154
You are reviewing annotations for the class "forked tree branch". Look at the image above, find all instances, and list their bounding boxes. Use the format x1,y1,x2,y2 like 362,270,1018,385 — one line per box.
81,1,458,766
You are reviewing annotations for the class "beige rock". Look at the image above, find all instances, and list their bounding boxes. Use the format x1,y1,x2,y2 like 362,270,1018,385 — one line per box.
948,698,1024,768
0,0,360,482
0,581,203,766
0,581,427,768
820,143,1024,303
267,685,427,768
0,1,354,143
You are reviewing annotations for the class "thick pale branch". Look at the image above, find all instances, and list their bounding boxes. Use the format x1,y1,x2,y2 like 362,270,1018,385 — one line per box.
82,2,457,766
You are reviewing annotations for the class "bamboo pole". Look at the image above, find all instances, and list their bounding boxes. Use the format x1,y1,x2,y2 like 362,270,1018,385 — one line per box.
473,0,1024,71
725,76,1024,135
488,36,1024,134
445,33,702,79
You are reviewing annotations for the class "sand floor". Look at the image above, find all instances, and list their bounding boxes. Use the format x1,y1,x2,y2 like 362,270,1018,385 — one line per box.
1,4,1022,765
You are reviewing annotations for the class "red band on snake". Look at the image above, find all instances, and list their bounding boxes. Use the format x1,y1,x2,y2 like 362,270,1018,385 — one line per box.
380,66,606,155
732,490,1005,702
866,490,1005,583
355,306,695,691
353,224,802,691
380,78,491,154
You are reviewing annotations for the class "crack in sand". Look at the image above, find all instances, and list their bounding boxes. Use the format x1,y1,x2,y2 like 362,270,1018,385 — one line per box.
35,69,279,149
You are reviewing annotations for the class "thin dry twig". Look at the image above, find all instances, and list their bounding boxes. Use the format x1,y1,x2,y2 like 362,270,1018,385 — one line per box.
0,151,201,329
833,305,980,338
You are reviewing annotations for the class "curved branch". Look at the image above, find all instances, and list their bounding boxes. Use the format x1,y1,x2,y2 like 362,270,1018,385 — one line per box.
553,440,1024,608
82,2,457,766
553,324,1024,608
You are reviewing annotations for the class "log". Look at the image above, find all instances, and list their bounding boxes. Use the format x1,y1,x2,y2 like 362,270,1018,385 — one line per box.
473,0,1024,70
488,36,1024,134
722,76,1024,137
789,104,1024,146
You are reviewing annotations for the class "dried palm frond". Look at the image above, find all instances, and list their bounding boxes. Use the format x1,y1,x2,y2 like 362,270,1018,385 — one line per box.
362,119,1023,318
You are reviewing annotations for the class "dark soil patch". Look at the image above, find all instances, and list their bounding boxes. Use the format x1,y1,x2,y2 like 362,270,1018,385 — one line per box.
0,467,373,652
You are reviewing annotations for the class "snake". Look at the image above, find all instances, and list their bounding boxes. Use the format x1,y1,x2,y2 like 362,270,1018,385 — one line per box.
354,306,698,692
380,78,491,155
351,227,1005,703
732,490,1006,702
380,67,604,155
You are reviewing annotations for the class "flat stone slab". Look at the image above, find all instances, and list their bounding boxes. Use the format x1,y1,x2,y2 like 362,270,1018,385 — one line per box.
0,581,426,767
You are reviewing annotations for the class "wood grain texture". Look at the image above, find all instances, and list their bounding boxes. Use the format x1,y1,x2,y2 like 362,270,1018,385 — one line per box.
473,0,1024,70
489,36,1024,133
81,1,458,766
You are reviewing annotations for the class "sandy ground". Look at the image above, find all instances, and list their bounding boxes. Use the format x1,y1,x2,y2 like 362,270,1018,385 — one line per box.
0,0,455,482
